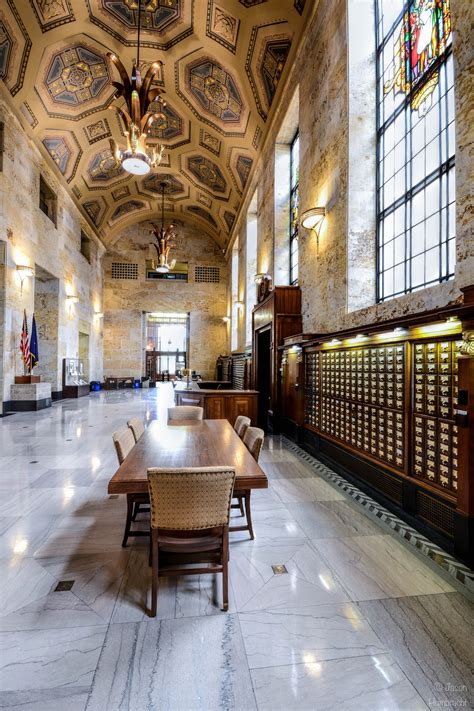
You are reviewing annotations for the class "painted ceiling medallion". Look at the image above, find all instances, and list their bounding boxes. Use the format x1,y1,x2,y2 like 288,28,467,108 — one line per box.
187,205,218,228
111,198,148,222
188,59,243,123
246,24,292,120
142,173,184,196
235,155,253,189
146,100,183,141
44,45,109,106
88,148,124,181
187,155,227,194
42,131,82,182
100,0,181,32
0,5,31,95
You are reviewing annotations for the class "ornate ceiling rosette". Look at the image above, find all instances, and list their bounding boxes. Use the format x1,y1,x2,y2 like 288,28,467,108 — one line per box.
183,153,228,198
87,0,192,49
140,172,187,199
37,39,115,120
177,53,250,137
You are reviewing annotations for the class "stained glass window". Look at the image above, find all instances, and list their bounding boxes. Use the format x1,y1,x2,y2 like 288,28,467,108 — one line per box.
290,131,299,286
376,0,455,301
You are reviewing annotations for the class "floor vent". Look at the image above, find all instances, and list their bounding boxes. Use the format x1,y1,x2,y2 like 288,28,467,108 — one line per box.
272,565,288,575
54,580,75,592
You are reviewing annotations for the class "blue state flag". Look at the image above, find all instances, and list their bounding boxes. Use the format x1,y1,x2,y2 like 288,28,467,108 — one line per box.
30,314,39,370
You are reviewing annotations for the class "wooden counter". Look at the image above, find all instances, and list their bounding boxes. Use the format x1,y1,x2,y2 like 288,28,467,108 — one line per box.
174,382,258,424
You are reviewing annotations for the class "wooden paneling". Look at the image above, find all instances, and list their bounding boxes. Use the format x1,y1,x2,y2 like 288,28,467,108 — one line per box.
251,286,302,430
174,389,257,425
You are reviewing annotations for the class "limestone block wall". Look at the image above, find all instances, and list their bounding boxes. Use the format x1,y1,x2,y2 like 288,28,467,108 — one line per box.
103,220,227,379
228,0,473,343
0,92,104,406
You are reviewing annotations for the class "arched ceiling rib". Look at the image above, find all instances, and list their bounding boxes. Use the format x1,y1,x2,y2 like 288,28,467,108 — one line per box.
1,0,309,248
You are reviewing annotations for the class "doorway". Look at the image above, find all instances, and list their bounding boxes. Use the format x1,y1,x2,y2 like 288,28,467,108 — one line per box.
145,312,189,381
256,328,271,431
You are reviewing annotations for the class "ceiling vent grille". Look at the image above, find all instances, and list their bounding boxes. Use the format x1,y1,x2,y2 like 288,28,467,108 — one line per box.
111,262,138,280
195,265,220,283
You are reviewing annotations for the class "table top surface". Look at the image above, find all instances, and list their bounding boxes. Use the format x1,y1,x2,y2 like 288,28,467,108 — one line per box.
108,419,268,494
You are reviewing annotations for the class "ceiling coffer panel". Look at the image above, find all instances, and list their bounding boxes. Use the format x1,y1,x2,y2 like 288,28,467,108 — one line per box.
4,0,308,247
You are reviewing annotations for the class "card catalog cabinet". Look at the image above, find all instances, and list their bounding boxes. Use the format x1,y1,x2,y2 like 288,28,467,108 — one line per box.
303,337,462,497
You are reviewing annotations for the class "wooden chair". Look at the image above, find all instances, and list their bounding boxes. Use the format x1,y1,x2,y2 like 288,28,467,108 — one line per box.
113,426,150,547
127,418,149,521
234,415,251,439
128,417,145,442
147,466,236,617
231,426,264,540
167,405,204,420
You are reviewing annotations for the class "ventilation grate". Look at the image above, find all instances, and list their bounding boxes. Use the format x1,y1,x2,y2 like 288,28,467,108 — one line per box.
416,491,455,537
195,265,220,283
112,262,138,280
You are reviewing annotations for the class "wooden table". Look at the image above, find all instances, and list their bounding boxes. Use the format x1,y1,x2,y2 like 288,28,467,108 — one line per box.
108,419,268,495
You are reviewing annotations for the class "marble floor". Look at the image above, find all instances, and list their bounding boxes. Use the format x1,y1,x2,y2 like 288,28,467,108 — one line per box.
0,387,472,711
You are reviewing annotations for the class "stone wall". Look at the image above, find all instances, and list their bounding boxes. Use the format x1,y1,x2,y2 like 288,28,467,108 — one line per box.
103,220,228,379
228,0,473,343
0,90,104,407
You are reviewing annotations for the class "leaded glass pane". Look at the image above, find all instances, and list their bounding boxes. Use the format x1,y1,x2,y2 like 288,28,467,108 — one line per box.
376,0,455,302
290,131,299,286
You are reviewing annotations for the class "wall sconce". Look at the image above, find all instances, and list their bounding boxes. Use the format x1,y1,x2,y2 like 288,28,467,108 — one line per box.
66,295,79,304
16,264,34,295
235,301,244,310
222,316,230,323
254,273,271,283
301,207,326,253
95,311,104,319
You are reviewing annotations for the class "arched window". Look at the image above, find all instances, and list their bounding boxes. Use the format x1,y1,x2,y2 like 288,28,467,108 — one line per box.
289,131,300,286
376,0,454,301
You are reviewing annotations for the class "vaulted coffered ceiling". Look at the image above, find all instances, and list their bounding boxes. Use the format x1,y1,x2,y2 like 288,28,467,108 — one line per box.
0,0,308,247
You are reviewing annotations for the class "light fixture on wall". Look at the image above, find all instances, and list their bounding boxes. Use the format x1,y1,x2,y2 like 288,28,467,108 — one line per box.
95,311,104,319
107,0,165,175
149,182,176,273
16,264,34,295
222,316,230,323
66,295,79,304
234,301,244,310
301,207,326,253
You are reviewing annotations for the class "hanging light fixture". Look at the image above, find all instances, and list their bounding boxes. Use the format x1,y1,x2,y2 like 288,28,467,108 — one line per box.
149,182,176,273
107,0,166,175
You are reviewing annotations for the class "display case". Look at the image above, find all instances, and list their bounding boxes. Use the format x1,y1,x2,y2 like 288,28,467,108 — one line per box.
63,358,89,398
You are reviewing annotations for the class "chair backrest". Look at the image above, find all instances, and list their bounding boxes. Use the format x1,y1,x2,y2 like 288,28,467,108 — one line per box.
127,417,145,443
243,426,265,463
167,406,204,421
147,467,236,530
113,425,136,464
234,415,251,439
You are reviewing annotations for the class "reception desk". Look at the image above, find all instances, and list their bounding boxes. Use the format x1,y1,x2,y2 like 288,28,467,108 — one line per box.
174,381,258,424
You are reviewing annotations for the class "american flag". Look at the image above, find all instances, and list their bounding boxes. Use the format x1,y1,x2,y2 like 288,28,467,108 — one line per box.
20,309,30,370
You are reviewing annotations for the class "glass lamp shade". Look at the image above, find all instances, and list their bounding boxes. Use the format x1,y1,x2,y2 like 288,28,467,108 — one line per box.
122,151,151,175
